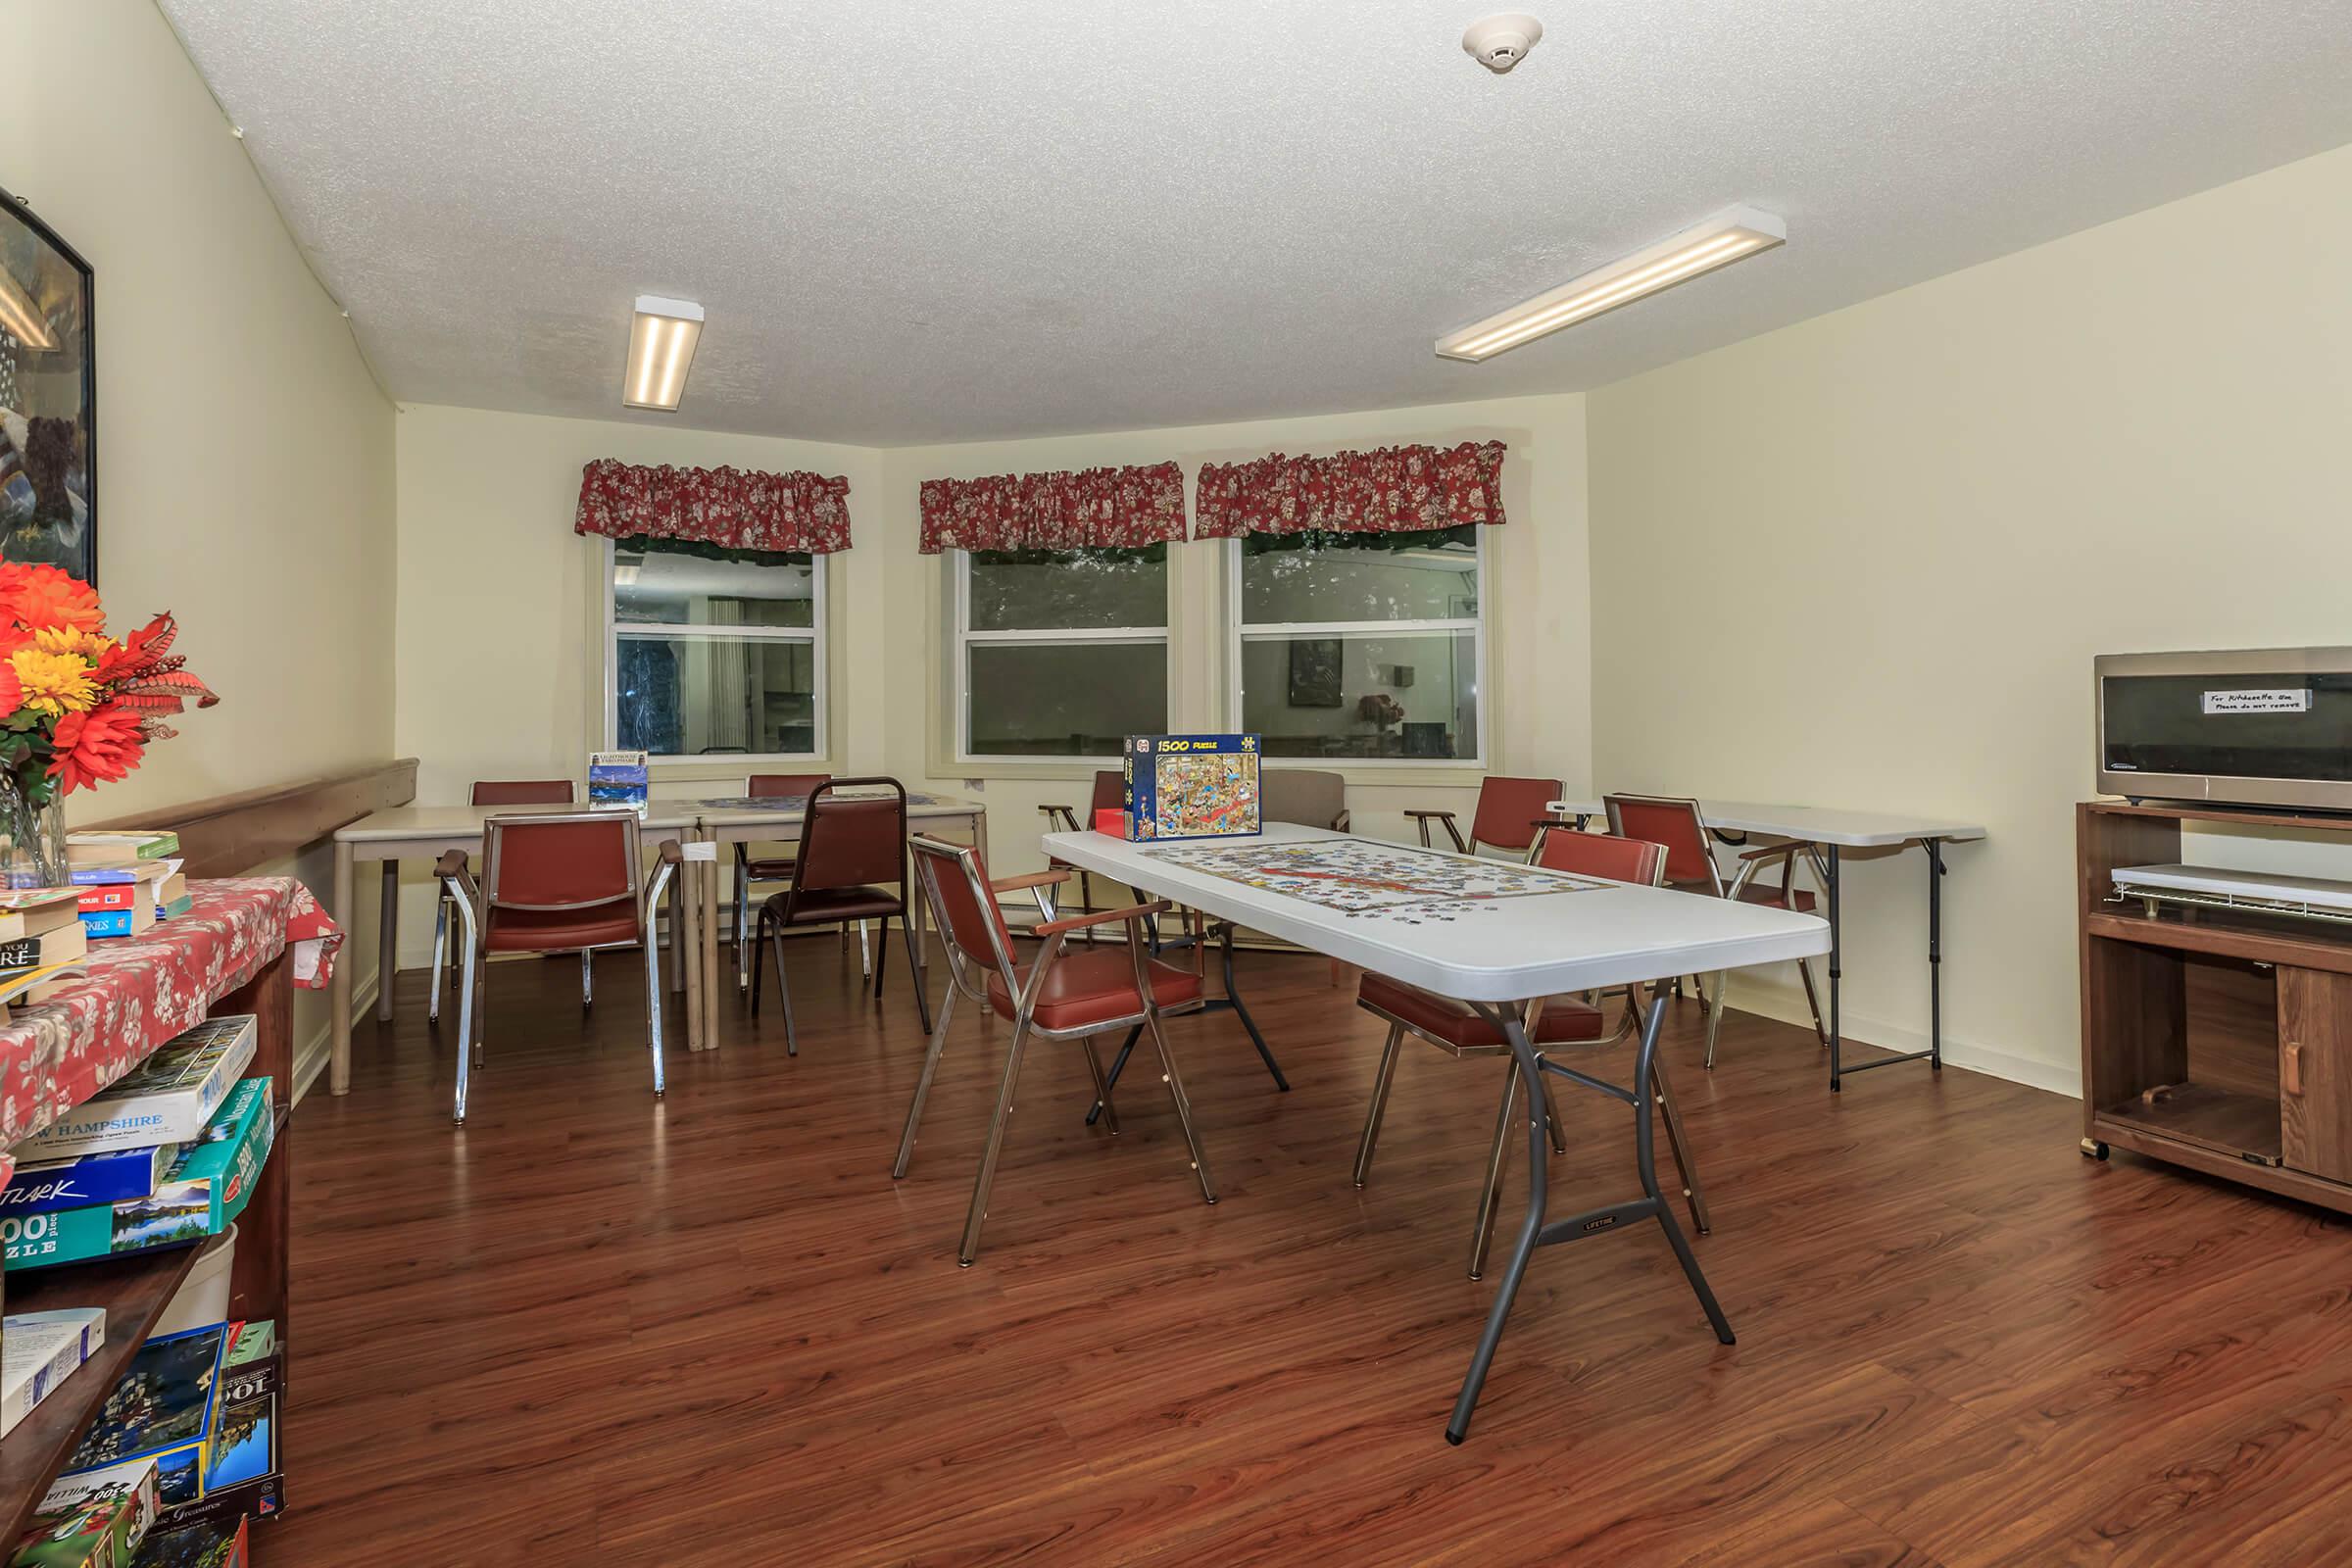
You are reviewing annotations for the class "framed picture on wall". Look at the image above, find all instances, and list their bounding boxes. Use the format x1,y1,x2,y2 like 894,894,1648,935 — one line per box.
0,186,96,585
1288,637,1343,708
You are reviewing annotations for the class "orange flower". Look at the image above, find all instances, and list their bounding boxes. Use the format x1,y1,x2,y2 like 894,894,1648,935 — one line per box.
0,564,104,635
46,704,147,794
0,660,20,717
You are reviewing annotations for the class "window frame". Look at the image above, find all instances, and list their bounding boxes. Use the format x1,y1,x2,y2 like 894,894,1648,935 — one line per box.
1223,530,1489,769
601,536,829,762
950,548,1175,766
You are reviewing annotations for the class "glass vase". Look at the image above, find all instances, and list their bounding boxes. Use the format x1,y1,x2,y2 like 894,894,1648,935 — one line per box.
0,772,70,890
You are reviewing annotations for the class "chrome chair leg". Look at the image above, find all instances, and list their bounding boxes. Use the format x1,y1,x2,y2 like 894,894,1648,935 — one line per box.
858,920,872,980
892,983,961,1177
1143,1007,1215,1203
1469,1058,1524,1281
873,913,890,995
447,896,480,1124
644,860,673,1098
769,910,799,1056
1648,1051,1710,1233
958,1016,1036,1265
427,897,448,1024
1798,957,1829,1048
734,854,750,993
581,950,594,1008
1703,971,1730,1068
1080,1033,1121,1136
1352,1021,1405,1187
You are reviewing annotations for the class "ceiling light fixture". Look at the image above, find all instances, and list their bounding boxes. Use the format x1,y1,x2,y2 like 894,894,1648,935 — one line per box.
1436,206,1786,363
623,295,705,411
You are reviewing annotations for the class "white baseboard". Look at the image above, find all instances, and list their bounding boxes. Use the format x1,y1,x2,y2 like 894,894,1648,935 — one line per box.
1720,973,2081,1101
293,966,378,1107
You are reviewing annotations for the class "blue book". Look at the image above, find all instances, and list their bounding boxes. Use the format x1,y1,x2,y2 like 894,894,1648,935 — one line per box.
81,910,140,938
1,1143,178,1215
68,868,147,886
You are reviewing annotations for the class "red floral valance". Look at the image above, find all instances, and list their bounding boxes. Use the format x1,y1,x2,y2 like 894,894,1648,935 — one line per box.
574,460,853,554
1194,441,1507,538
918,462,1186,554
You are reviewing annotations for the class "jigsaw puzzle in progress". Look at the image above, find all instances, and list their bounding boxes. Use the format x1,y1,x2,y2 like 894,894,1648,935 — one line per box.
1142,838,1605,922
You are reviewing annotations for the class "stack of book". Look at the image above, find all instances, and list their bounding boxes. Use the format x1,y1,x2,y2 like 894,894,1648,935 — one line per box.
0,889,86,1016
62,832,190,939
2,1017,263,1273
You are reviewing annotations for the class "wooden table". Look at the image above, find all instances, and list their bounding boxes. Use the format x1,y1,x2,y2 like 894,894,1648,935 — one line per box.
1038,823,1826,1441
328,804,697,1094
1554,799,1986,1090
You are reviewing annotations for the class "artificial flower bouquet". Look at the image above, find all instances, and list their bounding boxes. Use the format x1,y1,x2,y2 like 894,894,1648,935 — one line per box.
0,564,214,883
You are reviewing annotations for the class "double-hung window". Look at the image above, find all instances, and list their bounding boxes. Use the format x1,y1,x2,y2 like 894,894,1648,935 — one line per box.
607,538,825,759
955,546,1169,760
1230,524,1485,762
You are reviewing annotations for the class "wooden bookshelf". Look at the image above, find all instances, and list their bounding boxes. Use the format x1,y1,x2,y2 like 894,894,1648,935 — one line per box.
2080,801,2352,1212
0,941,294,1544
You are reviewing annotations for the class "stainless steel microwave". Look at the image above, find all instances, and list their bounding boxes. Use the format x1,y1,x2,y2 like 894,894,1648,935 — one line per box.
2096,648,2352,811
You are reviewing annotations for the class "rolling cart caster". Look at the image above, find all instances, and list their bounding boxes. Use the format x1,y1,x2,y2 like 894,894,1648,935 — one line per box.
2080,1138,2109,1160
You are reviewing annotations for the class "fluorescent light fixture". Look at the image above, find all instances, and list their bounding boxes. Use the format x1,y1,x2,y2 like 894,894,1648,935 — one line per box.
1436,205,1786,363
623,295,705,411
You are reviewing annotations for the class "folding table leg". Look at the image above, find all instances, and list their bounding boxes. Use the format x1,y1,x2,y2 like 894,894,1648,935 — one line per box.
1220,921,1288,1092
1446,1014,1554,1443
1468,1058,1524,1282
1648,1052,1711,1234
1826,845,1844,1090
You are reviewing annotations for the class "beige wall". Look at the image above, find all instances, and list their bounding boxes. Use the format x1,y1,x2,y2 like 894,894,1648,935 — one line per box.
1588,141,2352,1094
7,0,398,1075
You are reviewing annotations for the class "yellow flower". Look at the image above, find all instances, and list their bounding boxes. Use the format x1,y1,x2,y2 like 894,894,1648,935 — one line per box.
32,625,109,661
10,648,99,716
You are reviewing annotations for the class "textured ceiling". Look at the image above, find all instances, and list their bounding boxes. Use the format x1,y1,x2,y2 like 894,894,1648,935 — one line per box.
158,0,2352,445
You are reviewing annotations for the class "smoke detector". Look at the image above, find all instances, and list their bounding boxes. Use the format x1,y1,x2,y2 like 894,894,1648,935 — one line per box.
1463,13,1544,74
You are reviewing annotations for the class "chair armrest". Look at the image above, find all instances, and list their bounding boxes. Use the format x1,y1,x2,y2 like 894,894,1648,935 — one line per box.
1038,804,1080,831
1737,843,1800,862
1333,808,1351,834
991,869,1071,894
1403,808,1467,853
1034,900,1170,940
434,848,470,878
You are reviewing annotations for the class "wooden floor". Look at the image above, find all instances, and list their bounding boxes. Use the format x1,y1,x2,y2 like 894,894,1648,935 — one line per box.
275,936,2352,1566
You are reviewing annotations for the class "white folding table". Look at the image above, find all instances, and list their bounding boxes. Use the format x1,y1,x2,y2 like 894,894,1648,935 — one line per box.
1039,823,1827,1442
1555,800,1986,1091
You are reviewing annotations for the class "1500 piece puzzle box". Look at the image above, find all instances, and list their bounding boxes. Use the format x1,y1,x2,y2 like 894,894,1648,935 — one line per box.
1122,735,1262,842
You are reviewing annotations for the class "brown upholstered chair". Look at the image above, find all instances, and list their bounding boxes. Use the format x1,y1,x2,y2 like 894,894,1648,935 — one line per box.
750,777,929,1054
435,814,679,1123
1405,775,1562,859
1259,767,1350,833
1603,793,1828,1066
891,833,1215,1266
732,772,832,990
1352,827,1711,1278
431,779,578,1024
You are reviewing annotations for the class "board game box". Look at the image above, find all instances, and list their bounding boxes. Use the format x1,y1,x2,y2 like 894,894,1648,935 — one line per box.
1122,734,1261,842
14,1455,158,1568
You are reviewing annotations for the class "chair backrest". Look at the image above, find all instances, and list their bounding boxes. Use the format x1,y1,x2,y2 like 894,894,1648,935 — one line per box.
1469,775,1563,853
909,834,1016,987
1602,794,1720,892
747,772,830,800
1090,769,1124,816
1260,768,1348,830
1533,828,1669,888
481,811,643,948
471,779,575,806
792,777,908,895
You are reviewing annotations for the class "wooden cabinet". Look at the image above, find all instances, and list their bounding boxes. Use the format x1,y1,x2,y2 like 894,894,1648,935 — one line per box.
2078,800,2352,1215
2279,966,2352,1185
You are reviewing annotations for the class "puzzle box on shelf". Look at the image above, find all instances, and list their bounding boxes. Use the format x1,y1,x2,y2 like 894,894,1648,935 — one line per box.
11,1016,256,1161
1,1306,106,1438
1121,735,1262,842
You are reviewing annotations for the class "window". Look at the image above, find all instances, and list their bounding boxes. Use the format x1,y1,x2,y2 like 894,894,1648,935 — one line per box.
956,547,1169,759
606,540,824,758
1230,525,1484,762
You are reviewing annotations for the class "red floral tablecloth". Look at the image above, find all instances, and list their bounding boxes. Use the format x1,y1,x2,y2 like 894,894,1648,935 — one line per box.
0,877,343,1185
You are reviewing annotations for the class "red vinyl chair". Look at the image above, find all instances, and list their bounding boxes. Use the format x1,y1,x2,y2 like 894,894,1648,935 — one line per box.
435,813,679,1124
431,779,578,1025
1405,775,1563,859
733,772,832,991
891,833,1215,1266
1603,793,1829,1067
1352,828,1712,1278
750,778,930,1054
1038,769,1127,930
